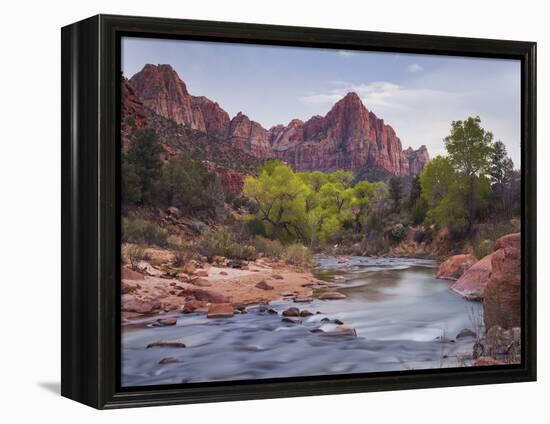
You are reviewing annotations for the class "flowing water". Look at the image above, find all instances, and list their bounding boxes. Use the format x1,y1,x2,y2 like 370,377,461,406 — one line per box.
121,256,483,387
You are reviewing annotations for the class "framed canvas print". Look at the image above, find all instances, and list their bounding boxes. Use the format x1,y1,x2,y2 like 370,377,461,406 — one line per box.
61,14,536,409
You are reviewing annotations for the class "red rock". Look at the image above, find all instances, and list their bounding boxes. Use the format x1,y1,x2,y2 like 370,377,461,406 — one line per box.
282,307,300,317
270,93,429,175
436,254,477,280
451,254,493,300
121,294,161,314
474,357,506,366
156,318,177,326
121,280,140,294
318,291,347,300
493,232,520,251
228,112,273,158
207,303,235,318
255,280,274,290
127,65,428,178
181,299,208,313
146,340,186,348
195,270,209,277
121,267,145,281
483,242,521,329
181,288,228,304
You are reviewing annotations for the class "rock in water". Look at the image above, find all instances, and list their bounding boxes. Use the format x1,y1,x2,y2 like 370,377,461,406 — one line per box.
156,318,177,326
456,328,477,340
158,356,179,364
255,280,274,290
282,307,300,317
146,340,186,348
321,325,357,337
207,303,235,318
318,291,347,300
451,254,493,300
436,254,477,280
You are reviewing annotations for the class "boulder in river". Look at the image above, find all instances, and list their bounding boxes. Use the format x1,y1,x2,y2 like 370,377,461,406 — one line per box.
158,356,179,365
146,340,186,348
456,328,477,340
319,291,347,300
207,303,235,318
156,318,177,326
281,317,302,324
436,254,477,280
321,324,357,337
451,254,493,300
282,307,300,317
299,310,313,317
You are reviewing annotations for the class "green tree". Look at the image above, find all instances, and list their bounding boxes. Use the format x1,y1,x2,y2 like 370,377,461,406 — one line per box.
243,161,310,242
388,176,403,212
124,128,163,205
444,116,494,227
350,181,383,232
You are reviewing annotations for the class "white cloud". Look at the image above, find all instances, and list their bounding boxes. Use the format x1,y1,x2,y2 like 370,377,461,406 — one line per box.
407,63,424,73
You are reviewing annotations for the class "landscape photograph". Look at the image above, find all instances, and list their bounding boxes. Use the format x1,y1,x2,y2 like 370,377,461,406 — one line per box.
119,37,522,387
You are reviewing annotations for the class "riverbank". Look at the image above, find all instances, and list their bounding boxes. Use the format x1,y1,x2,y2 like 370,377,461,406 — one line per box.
121,256,331,323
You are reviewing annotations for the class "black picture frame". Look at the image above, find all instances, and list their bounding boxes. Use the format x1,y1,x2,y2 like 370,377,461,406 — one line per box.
61,14,537,409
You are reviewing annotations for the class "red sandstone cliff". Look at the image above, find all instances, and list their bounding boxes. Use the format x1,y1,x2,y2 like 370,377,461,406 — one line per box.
126,64,429,177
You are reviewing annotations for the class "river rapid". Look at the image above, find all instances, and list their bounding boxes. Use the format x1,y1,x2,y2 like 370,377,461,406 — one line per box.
121,256,483,387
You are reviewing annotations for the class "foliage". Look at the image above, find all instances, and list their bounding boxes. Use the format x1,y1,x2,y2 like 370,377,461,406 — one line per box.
283,243,313,267
253,236,285,258
389,223,407,242
122,128,163,206
197,228,257,261
172,242,193,267
444,116,494,227
243,161,311,243
388,176,403,212
122,216,169,247
126,244,147,270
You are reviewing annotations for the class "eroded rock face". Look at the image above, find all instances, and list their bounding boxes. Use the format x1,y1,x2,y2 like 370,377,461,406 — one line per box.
483,233,521,330
130,64,230,137
436,254,477,280
228,112,273,158
126,65,429,176
451,254,493,300
270,93,430,175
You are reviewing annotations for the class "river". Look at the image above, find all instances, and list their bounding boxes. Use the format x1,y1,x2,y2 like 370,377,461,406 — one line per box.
121,256,483,387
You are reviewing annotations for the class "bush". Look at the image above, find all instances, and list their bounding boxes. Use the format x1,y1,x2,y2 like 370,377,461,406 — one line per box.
413,228,434,244
172,243,193,267
122,216,169,247
197,228,257,261
284,243,312,267
389,223,407,242
126,244,147,270
253,236,285,258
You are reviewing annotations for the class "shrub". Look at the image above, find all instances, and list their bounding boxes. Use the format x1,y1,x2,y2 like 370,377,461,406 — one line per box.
253,236,284,258
389,223,407,242
413,228,434,244
126,244,147,270
122,216,169,247
284,243,312,267
197,228,257,261
172,243,193,267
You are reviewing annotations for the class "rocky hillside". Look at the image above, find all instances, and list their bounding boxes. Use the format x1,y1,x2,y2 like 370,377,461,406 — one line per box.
123,64,430,189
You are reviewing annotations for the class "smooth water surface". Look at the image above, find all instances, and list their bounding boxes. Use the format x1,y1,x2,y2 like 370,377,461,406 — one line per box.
122,256,482,386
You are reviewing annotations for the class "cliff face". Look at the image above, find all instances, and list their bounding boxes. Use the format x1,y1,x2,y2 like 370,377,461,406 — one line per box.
269,92,429,175
126,64,429,177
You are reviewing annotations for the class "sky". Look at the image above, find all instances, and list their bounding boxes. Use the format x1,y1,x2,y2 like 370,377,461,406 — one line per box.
122,37,521,166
